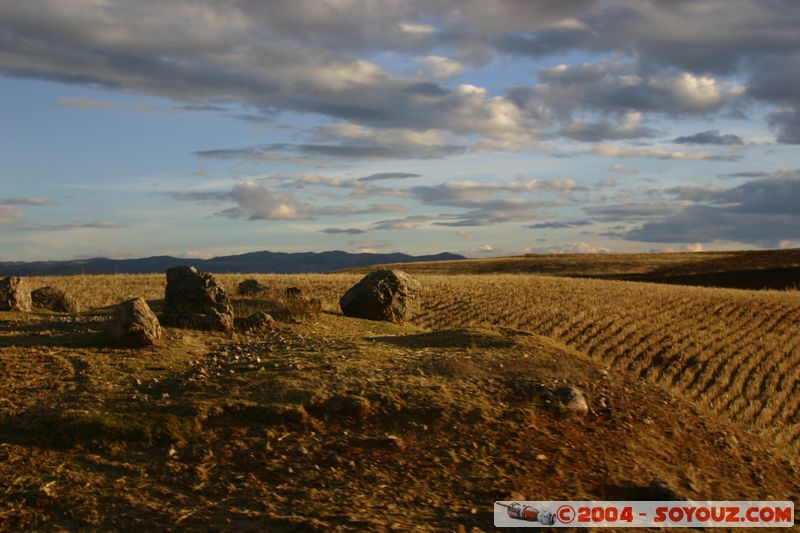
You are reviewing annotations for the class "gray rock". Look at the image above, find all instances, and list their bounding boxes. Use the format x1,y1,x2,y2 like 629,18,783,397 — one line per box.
0,276,32,312
163,266,234,331
339,269,420,323
31,286,80,314
552,385,589,418
109,297,161,347
238,279,268,296
313,394,373,421
285,286,303,299
236,311,275,333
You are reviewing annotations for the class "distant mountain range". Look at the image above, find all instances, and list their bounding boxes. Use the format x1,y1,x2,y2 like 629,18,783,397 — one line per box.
0,250,465,276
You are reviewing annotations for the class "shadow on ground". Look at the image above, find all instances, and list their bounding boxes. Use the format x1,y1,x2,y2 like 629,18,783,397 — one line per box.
0,316,109,349
370,328,518,349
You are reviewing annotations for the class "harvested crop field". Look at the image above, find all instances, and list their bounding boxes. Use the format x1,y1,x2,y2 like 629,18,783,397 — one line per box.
1,271,799,530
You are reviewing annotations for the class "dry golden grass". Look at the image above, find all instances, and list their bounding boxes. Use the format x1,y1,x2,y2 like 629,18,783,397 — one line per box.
3,270,800,529
346,248,800,278
411,275,800,450
26,271,800,450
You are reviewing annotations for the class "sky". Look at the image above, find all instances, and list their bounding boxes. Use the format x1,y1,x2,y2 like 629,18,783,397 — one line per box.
1,0,799,261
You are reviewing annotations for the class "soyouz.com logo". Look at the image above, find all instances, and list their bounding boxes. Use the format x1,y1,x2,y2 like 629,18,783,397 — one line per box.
493,501,795,528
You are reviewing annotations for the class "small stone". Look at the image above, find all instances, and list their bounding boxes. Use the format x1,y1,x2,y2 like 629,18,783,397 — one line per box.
285,286,303,299
235,311,276,333
237,279,268,296
357,434,406,451
552,385,589,418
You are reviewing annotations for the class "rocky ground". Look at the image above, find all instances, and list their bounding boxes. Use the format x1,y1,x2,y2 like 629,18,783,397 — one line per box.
0,305,799,531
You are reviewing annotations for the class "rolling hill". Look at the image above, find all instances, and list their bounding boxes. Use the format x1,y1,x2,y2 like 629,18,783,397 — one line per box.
347,248,800,291
0,250,464,276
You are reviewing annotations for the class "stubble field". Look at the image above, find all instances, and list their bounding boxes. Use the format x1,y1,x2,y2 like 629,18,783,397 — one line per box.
1,264,799,530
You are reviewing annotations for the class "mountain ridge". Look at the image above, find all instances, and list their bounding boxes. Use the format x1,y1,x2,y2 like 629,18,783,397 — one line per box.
0,250,465,276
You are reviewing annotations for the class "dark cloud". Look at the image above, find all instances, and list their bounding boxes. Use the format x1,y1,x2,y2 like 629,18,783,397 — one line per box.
767,108,800,144
315,203,405,217
673,130,744,145
403,178,580,226
357,172,421,182
0,2,549,148
515,62,731,119
625,206,800,245
196,139,466,162
527,219,592,229
500,25,592,57
559,118,658,142
746,54,800,106
3,0,795,156
320,227,366,235
15,221,127,231
719,171,770,179
371,214,450,230
170,180,405,221
1,1,797,159
617,171,800,245
0,197,58,206
585,202,683,221
432,200,556,227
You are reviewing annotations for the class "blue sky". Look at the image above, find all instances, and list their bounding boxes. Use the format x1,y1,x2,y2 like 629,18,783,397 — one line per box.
1,0,799,261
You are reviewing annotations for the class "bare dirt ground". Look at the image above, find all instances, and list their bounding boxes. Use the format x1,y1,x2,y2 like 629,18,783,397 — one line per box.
1,285,799,531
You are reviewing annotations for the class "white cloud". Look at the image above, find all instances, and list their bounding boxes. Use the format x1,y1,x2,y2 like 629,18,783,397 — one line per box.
224,181,311,220
0,206,24,225
56,97,162,112
591,144,739,161
399,22,436,35
417,55,463,78
653,73,723,111
456,229,476,241
523,242,611,254
609,163,638,174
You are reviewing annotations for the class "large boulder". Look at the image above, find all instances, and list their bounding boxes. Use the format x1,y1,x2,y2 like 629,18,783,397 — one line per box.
31,286,80,314
0,276,32,312
162,266,234,331
339,269,420,323
109,297,161,347
238,279,268,296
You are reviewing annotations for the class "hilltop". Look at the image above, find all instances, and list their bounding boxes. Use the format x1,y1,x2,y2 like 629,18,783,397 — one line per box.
0,250,464,277
347,248,800,291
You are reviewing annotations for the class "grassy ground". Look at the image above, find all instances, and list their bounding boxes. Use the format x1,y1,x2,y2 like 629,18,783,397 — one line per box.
345,248,800,290
1,272,799,530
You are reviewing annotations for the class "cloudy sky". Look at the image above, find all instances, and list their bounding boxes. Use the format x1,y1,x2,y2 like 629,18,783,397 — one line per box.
1,0,799,261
